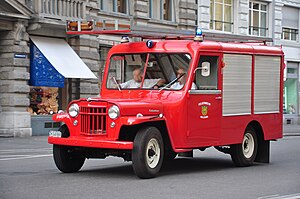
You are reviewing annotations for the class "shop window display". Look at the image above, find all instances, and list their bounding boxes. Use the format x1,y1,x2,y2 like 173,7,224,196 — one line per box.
283,62,299,115
284,79,298,115
28,87,59,115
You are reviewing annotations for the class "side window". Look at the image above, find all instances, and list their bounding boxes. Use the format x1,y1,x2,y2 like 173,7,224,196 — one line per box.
195,56,218,90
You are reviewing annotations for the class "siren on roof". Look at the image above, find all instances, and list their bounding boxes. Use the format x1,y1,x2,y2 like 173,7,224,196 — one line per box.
194,27,203,42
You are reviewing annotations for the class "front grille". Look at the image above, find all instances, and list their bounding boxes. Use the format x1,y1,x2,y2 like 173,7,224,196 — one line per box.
80,106,107,135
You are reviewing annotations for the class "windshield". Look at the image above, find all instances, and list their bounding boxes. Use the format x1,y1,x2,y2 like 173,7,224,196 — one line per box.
106,53,192,90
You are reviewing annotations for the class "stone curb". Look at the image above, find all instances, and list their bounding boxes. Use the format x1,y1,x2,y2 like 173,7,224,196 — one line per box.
283,133,300,137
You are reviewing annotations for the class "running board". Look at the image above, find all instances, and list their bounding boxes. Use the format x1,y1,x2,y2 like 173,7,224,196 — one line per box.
178,151,193,158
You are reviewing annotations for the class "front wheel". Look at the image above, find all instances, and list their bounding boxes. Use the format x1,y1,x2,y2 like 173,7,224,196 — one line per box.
53,145,85,173
132,127,164,179
230,126,258,167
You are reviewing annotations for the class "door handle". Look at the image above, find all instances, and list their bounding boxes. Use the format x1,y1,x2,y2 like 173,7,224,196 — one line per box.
215,96,222,100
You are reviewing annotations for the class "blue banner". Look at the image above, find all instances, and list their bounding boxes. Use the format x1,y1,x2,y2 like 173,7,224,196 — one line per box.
29,42,65,87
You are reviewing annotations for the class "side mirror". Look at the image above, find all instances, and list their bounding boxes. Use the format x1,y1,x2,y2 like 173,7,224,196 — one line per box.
201,62,210,77
194,62,211,77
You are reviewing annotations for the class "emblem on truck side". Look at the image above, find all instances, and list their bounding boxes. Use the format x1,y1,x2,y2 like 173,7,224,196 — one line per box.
198,102,211,119
202,106,208,116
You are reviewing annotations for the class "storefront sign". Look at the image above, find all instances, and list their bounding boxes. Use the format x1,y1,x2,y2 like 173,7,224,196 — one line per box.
14,53,27,59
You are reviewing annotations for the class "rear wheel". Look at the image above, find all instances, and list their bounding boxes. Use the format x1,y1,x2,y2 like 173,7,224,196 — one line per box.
230,126,258,167
53,145,85,173
132,127,164,179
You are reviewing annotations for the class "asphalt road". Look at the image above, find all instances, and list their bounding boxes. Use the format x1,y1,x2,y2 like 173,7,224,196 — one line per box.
0,136,300,199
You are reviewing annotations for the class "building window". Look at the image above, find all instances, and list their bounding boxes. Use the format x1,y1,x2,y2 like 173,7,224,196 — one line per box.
100,0,129,14
284,62,299,115
149,0,175,21
210,0,233,32
282,28,298,41
249,1,268,36
282,6,299,42
28,87,59,115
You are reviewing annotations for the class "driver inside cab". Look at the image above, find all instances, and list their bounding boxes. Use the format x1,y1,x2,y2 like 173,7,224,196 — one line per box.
120,68,165,89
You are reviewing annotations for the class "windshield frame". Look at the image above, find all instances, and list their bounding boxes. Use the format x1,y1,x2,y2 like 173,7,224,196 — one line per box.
105,52,192,91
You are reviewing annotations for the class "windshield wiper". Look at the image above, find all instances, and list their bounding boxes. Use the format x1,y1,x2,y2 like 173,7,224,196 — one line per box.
159,73,185,92
111,76,121,91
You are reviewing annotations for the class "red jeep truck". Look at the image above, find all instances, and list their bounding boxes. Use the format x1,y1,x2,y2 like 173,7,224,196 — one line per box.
48,22,284,178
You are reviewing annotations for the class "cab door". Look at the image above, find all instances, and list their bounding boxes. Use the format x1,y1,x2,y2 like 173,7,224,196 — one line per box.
187,54,222,146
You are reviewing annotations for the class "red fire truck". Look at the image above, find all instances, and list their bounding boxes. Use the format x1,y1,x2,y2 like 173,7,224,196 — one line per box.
48,20,284,178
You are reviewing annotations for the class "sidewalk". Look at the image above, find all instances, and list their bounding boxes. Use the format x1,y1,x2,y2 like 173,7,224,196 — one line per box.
283,124,300,136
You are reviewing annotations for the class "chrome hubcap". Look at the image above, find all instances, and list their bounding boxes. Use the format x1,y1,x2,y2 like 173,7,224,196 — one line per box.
242,132,255,159
146,138,160,169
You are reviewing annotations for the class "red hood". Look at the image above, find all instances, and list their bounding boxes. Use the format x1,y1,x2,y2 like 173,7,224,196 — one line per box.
79,97,163,116
116,100,163,116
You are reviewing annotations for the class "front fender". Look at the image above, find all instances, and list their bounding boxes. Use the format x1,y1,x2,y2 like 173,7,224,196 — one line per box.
119,115,184,154
120,115,164,126
52,112,72,125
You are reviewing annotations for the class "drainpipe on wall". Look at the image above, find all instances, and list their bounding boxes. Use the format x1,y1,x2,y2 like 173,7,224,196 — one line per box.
272,0,275,46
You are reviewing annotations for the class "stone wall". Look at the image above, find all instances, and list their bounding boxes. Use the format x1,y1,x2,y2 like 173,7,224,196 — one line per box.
237,0,249,35
197,0,210,30
274,0,284,45
0,20,32,137
68,35,100,98
178,0,197,30
134,0,148,19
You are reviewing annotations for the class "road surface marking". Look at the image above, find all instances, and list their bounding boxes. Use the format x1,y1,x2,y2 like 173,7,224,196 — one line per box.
0,148,52,153
258,193,300,199
0,154,52,161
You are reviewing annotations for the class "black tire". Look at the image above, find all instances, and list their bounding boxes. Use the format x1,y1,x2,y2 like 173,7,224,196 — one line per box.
53,145,85,173
230,126,258,167
59,124,70,138
132,127,164,179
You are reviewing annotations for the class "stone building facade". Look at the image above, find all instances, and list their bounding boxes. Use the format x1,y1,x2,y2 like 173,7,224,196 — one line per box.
196,0,300,124
0,0,103,137
1,0,299,137
279,0,300,125
0,1,32,137
0,0,198,137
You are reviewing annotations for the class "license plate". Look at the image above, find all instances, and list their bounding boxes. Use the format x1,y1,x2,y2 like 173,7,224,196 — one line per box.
49,130,62,137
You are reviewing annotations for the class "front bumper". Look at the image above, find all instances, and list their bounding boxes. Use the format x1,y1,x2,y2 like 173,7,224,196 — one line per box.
48,136,133,150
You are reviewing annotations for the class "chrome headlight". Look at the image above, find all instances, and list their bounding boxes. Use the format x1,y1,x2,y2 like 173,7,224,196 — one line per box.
108,105,120,120
68,103,79,118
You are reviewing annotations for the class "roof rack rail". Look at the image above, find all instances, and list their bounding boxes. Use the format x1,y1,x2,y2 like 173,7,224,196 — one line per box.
66,19,272,44
204,32,272,43
66,19,195,39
